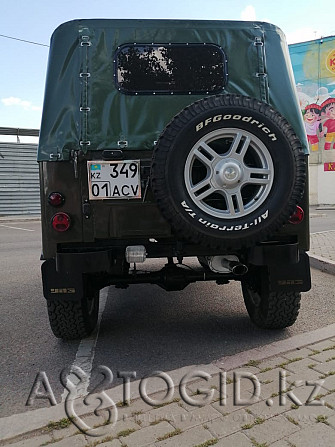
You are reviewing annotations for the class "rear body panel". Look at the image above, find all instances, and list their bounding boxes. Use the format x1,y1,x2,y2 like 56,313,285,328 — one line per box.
38,19,308,162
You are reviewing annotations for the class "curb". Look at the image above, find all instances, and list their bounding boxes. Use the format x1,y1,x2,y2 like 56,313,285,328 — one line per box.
309,253,335,275
1,323,335,443
0,216,40,223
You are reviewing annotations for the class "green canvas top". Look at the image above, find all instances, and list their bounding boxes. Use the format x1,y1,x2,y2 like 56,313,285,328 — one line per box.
38,19,308,161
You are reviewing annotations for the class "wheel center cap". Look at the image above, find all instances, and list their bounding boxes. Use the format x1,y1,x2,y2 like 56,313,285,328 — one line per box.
214,160,242,187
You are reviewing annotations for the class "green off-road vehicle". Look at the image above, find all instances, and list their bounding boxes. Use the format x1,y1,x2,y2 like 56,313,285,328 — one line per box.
38,19,311,339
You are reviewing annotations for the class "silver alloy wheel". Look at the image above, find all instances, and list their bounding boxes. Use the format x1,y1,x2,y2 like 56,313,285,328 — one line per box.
184,128,274,219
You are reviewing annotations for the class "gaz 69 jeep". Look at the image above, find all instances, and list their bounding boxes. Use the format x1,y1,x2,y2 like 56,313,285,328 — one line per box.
38,19,311,339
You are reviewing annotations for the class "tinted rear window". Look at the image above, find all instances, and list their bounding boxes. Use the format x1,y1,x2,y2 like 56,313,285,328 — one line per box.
115,44,227,94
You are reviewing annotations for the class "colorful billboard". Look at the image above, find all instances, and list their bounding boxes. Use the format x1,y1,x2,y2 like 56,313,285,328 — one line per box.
289,36,335,166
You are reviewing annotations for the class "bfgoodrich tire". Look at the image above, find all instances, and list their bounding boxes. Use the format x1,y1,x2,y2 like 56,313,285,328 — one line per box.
241,268,301,329
151,94,306,249
47,284,99,340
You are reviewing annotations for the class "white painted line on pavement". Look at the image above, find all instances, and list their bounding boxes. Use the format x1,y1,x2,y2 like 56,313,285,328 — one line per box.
61,287,109,401
0,224,35,232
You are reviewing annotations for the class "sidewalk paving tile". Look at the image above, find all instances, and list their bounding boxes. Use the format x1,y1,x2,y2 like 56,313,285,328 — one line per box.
322,374,335,391
93,440,122,447
171,404,221,430
285,422,335,447
155,426,215,447
118,420,174,447
254,356,290,371
282,357,323,375
285,402,334,428
322,390,335,408
283,347,317,360
210,382,256,416
206,408,253,438
285,368,323,387
134,402,189,428
115,398,157,422
246,395,289,419
278,383,329,407
312,359,335,375
214,432,253,446
327,412,335,428
270,441,292,447
49,433,87,446
242,414,300,444
307,349,335,363
5,434,53,447
256,369,286,399
306,340,335,352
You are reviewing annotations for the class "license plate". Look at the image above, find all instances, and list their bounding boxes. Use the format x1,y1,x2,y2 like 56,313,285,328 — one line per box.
87,160,141,200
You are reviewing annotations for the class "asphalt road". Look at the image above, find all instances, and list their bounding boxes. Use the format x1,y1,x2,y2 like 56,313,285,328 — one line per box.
0,213,334,419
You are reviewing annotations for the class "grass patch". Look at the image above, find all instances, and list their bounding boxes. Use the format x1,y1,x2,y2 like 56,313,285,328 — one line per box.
320,371,335,379
150,418,170,426
87,436,115,447
250,438,269,447
322,345,335,352
276,357,303,369
316,415,329,425
116,400,130,407
325,402,334,409
157,428,182,441
286,415,299,426
244,359,261,367
241,423,254,430
308,364,317,369
242,417,265,430
153,397,180,409
47,418,73,431
308,349,321,356
259,367,273,373
117,428,136,437
326,356,335,362
40,439,63,446
194,440,218,447
291,403,300,410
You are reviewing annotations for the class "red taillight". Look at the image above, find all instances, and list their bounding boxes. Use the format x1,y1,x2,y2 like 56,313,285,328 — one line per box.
289,206,304,224
51,213,71,232
48,192,65,207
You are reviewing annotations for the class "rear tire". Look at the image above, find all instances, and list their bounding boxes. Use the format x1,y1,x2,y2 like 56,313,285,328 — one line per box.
152,94,306,250
47,285,99,340
242,270,301,329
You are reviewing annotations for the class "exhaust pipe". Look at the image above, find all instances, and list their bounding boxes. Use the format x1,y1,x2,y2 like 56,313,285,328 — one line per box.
206,255,248,275
221,259,248,276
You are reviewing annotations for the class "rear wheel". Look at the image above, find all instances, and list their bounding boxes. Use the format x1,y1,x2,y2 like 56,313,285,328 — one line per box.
47,283,99,340
242,269,301,329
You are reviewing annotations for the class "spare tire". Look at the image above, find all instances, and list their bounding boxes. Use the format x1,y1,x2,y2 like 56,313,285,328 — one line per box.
151,94,306,249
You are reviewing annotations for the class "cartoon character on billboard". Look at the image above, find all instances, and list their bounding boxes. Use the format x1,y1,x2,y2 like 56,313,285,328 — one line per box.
321,97,335,150
303,103,322,151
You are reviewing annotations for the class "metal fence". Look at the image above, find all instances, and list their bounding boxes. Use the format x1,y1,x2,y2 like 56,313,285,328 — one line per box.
0,142,40,216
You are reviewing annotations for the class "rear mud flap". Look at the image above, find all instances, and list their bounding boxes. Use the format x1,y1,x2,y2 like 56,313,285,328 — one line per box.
267,252,311,292
41,258,84,300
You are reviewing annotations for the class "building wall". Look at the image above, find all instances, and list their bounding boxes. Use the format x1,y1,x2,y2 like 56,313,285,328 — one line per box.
0,142,40,215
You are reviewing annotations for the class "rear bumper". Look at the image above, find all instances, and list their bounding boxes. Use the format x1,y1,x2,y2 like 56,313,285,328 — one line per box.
41,240,311,299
